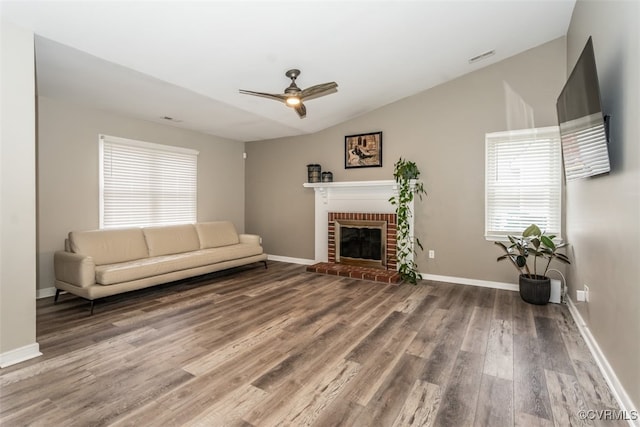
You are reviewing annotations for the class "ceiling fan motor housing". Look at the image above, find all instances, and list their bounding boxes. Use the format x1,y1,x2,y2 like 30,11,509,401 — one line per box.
285,84,301,95
285,69,301,95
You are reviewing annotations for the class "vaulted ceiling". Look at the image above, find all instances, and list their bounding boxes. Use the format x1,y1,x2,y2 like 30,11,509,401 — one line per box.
1,1,575,142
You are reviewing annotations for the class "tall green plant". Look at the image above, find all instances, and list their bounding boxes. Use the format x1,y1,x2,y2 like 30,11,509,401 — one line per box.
389,158,427,284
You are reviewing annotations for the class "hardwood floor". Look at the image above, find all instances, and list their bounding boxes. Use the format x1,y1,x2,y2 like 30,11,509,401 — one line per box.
0,262,622,426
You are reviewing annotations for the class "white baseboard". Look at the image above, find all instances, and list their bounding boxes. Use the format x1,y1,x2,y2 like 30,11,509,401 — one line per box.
267,254,316,265
36,287,57,299
566,298,638,426
421,273,519,292
0,342,42,368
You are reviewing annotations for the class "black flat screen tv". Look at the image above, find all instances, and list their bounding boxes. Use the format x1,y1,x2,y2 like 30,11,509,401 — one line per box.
556,36,610,181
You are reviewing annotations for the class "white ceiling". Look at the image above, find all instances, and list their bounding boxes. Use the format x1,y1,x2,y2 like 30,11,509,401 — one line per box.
1,1,576,142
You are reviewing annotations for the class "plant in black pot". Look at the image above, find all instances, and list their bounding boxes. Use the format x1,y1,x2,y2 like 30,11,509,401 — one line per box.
495,224,570,305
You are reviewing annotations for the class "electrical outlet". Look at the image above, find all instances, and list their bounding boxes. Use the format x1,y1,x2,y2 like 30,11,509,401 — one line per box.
428,250,435,259
584,285,590,302
576,290,585,302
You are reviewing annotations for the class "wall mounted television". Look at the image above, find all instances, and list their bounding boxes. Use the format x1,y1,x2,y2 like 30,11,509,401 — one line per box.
556,36,610,181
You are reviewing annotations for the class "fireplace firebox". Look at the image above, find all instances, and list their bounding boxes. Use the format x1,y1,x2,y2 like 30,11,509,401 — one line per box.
335,219,386,269
328,212,397,271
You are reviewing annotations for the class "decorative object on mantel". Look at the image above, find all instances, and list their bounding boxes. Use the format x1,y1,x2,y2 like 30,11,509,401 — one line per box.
321,171,333,182
494,224,570,305
307,164,322,183
389,158,427,285
345,131,382,168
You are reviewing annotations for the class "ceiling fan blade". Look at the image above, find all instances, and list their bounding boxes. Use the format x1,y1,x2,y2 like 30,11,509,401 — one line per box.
300,82,338,100
239,89,286,103
294,103,307,119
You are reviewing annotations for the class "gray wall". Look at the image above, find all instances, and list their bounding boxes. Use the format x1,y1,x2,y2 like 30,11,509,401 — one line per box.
37,96,245,291
1,19,38,359
565,0,639,409
246,38,566,285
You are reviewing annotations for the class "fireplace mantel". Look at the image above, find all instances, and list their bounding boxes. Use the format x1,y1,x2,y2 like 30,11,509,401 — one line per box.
304,180,417,262
303,180,398,188
303,180,399,205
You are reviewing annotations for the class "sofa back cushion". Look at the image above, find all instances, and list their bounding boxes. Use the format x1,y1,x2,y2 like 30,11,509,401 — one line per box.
195,221,240,249
143,224,200,257
69,228,149,266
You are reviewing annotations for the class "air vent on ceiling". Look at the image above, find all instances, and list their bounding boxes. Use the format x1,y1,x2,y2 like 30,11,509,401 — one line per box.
469,49,496,64
162,116,182,123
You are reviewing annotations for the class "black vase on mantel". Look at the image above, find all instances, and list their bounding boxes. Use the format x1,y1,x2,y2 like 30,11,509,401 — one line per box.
307,164,321,183
519,274,551,305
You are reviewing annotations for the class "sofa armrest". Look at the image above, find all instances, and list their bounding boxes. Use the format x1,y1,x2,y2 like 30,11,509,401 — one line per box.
239,234,262,246
54,251,96,288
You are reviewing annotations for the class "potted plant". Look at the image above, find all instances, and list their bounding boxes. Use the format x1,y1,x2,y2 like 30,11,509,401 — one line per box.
495,224,570,304
389,158,427,285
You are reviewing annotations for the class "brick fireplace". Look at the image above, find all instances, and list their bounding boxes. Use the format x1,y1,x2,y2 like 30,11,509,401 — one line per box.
328,212,397,270
303,180,413,284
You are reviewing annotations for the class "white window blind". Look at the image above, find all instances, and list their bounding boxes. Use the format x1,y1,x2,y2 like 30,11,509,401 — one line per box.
100,135,198,228
485,126,562,240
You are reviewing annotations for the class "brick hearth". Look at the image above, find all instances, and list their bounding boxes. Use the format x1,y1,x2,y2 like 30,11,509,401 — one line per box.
306,262,402,284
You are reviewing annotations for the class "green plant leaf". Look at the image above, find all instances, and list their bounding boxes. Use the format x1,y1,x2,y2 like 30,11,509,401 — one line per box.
531,238,540,249
523,224,540,237
540,235,555,250
516,255,527,267
494,241,508,251
497,254,515,262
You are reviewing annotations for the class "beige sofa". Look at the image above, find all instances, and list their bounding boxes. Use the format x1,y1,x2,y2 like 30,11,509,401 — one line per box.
54,221,267,313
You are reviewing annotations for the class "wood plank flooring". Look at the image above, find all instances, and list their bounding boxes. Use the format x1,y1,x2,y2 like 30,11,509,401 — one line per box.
0,261,623,426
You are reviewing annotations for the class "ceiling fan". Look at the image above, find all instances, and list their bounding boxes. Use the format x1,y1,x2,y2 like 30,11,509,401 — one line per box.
239,69,338,118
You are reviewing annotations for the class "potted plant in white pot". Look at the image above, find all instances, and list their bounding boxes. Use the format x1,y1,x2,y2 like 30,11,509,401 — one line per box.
494,224,570,304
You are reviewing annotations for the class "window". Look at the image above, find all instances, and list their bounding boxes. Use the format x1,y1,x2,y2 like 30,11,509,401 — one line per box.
485,126,562,240
100,134,198,228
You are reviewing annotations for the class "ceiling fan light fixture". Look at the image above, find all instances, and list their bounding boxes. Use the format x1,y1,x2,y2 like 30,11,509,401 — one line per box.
239,69,337,118
286,96,301,106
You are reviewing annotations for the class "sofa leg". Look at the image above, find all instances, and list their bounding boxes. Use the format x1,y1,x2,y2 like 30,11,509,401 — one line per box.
90,300,95,315
54,289,61,304
262,260,268,269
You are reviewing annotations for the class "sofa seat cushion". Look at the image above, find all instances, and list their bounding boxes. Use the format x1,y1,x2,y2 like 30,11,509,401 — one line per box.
70,228,148,266
95,243,263,285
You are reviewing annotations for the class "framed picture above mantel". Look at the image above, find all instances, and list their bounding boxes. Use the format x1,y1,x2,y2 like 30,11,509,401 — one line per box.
345,131,382,169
